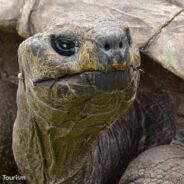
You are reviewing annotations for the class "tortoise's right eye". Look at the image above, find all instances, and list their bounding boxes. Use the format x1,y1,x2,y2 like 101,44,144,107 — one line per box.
51,36,79,57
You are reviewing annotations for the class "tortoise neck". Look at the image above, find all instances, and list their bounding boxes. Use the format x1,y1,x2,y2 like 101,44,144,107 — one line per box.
33,114,98,183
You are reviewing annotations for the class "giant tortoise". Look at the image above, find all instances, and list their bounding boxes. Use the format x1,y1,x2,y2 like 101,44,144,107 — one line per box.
0,0,184,183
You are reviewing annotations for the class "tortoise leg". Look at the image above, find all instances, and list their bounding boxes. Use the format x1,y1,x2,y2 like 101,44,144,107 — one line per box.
119,144,184,184
0,80,18,176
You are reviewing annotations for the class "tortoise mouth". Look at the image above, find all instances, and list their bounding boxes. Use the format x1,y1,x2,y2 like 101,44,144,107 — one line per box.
33,68,136,93
31,68,138,108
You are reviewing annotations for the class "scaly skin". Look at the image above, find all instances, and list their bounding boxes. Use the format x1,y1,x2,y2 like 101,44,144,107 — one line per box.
13,19,140,183
120,145,184,184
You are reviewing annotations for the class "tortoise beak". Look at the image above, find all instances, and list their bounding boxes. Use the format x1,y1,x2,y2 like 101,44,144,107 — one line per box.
95,34,130,71
111,51,129,71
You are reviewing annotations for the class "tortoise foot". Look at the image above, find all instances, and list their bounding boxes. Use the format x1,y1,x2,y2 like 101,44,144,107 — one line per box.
120,144,184,184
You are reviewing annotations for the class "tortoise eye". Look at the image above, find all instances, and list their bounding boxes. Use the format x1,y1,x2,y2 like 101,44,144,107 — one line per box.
51,36,79,56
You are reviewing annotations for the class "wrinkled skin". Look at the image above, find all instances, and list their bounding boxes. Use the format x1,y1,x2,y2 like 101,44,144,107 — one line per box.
13,20,140,183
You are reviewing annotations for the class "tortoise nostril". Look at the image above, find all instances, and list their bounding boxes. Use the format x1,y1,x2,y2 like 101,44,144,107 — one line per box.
119,41,123,48
104,44,111,51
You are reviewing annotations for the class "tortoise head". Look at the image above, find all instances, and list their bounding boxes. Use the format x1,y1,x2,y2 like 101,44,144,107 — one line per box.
17,20,140,132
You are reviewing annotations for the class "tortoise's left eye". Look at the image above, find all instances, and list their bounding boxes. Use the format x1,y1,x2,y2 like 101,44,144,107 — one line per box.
51,36,79,57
